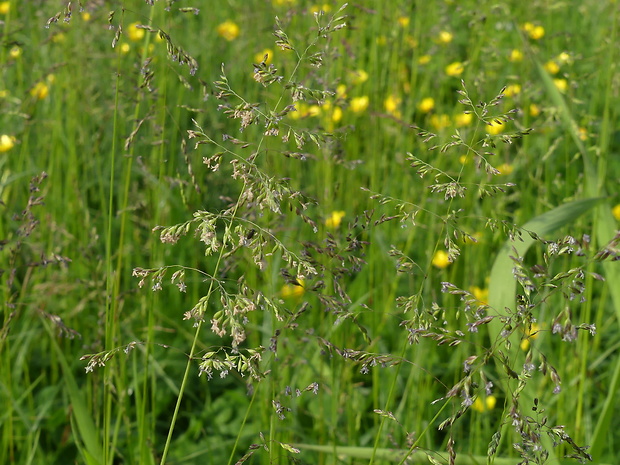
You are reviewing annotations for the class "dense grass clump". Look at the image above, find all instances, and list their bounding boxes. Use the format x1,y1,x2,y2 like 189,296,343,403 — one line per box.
1,1,619,464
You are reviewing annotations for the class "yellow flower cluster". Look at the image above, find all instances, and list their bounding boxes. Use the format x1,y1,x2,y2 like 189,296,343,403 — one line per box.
522,22,545,40
472,395,497,413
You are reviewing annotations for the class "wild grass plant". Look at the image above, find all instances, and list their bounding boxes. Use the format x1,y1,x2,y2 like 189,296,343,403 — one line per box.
1,1,619,464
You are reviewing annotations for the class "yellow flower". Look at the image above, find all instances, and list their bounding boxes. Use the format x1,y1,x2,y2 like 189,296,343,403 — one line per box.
217,20,240,41
52,32,66,43
331,106,343,123
612,204,620,221
0,90,8,98
472,395,496,412
273,0,295,5
529,25,545,40
486,120,504,135
470,286,489,304
454,112,473,127
523,22,545,40
336,84,347,98
497,163,513,175
432,250,450,269
307,105,321,117
384,94,401,118
0,2,9,14
459,154,470,164
310,3,331,13
30,81,49,100
445,61,464,77
350,69,368,85
520,322,540,350
504,84,521,97
529,103,541,117
254,48,274,65
0,134,16,152
120,43,131,54
553,78,568,92
81,11,91,21
544,60,560,74
417,97,435,113
281,279,305,298
9,46,21,59
437,30,453,44
350,96,369,113
418,54,431,65
398,16,410,27
578,127,588,141
430,114,450,131
325,211,345,229
509,49,523,62
127,22,145,42
557,52,571,64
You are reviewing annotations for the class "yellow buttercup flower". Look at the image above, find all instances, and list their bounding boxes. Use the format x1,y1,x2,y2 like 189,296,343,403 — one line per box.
529,104,541,117
553,78,568,92
497,163,513,175
432,250,450,269
9,46,21,59
350,96,369,113
0,134,16,152
486,120,504,135
281,279,305,298
430,114,450,131
578,127,588,141
472,395,497,413
437,30,453,44
418,54,431,65
120,43,131,54
504,84,521,97
445,61,464,77
509,49,523,62
398,16,410,27
0,2,9,14
470,286,488,304
520,322,540,351
81,11,91,21
612,204,620,221
325,211,345,229
384,94,401,118
544,60,560,74
454,112,473,127
331,106,343,123
217,20,240,41
310,3,331,13
417,97,435,113
349,69,368,85
30,81,49,100
254,48,273,65
127,22,145,42
523,22,545,40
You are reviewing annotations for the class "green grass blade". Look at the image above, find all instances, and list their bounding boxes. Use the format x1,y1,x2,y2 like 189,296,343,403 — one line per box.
46,325,103,465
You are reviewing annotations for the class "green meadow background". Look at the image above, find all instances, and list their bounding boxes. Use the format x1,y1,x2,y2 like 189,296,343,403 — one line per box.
1,0,620,464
